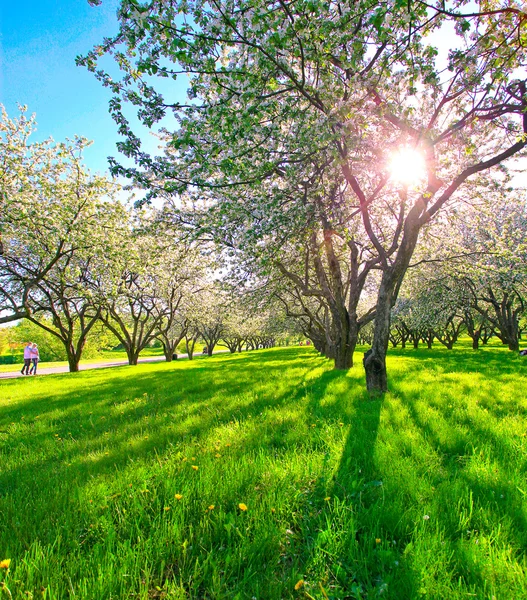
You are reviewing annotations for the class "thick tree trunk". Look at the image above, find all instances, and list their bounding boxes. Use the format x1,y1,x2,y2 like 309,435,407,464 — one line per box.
163,341,177,362
67,354,80,372
472,333,480,350
364,206,423,395
508,338,520,352
334,339,356,369
333,313,357,369
126,347,140,365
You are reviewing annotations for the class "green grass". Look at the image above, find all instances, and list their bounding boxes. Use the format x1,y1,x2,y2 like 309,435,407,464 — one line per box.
0,345,526,599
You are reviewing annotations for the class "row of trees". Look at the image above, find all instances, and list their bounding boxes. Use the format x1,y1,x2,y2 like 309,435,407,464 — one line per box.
390,191,527,352
0,108,290,371
81,0,527,393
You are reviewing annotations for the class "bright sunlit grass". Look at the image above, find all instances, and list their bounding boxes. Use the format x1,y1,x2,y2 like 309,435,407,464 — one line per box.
1,345,526,599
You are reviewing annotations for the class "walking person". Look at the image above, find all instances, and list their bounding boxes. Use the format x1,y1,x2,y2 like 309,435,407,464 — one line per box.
29,343,40,375
21,342,32,375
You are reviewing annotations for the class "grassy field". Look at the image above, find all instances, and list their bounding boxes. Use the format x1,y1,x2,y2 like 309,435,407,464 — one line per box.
0,345,526,599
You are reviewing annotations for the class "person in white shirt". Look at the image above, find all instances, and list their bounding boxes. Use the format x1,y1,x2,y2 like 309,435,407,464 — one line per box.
29,343,40,375
21,342,32,375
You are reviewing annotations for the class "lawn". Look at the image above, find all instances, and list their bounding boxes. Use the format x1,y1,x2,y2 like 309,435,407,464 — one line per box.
0,345,526,599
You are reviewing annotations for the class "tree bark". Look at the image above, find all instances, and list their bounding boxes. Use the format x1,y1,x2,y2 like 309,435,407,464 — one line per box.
364,277,392,394
67,354,80,372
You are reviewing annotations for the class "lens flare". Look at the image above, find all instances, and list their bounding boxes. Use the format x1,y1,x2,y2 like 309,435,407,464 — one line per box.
388,147,426,185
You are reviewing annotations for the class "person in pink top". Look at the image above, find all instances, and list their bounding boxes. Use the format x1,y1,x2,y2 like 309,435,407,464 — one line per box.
29,343,40,375
21,341,32,375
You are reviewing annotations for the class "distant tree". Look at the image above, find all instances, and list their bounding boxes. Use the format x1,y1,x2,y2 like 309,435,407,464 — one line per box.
153,244,210,361
97,221,168,366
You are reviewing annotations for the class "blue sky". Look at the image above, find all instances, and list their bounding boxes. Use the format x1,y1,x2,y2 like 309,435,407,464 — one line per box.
1,0,142,175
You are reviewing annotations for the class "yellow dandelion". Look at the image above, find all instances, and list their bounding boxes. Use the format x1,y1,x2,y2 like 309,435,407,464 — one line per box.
215,453,221,458
311,424,316,428
324,496,331,501
238,503,248,511
182,457,187,462
0,559,11,569
174,494,183,500
164,506,171,512
208,505,215,510
376,538,381,544
191,456,196,460
225,443,231,447
191,465,199,471
294,579,304,590
271,508,276,513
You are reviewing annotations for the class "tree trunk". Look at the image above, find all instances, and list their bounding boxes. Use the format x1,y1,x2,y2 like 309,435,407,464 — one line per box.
126,346,140,365
426,332,433,349
67,354,80,372
162,341,176,362
508,338,519,352
334,340,355,369
364,279,391,395
472,332,480,350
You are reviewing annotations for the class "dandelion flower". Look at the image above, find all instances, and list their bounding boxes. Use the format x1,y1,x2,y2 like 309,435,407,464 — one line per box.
238,503,248,511
0,559,11,569
324,497,331,501
294,579,304,590
376,538,381,544
191,465,198,471
215,453,221,458
271,508,276,513
174,494,183,500
164,506,171,512
208,505,215,510
225,443,231,447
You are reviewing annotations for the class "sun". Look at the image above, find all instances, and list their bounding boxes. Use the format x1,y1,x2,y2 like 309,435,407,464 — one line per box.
388,147,427,186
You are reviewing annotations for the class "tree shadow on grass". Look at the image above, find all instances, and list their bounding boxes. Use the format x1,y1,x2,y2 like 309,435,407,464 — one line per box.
0,348,332,505
388,344,527,378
